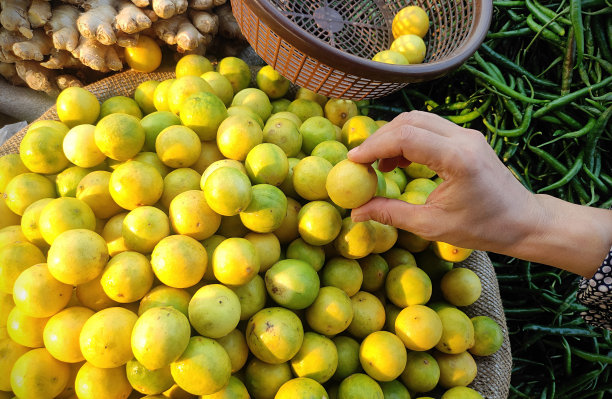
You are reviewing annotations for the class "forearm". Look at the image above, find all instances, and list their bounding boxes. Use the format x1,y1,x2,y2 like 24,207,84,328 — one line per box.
500,193,612,278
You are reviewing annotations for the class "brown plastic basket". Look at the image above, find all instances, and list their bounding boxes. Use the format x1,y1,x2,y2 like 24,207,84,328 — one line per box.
230,0,493,99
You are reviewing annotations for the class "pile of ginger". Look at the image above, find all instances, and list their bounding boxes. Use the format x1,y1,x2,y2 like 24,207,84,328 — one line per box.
0,0,244,94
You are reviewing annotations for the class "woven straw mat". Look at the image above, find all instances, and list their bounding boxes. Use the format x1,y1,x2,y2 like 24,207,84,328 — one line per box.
0,70,512,398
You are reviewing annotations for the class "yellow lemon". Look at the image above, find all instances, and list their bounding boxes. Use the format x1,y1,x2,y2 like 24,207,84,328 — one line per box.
297,200,342,246
95,113,145,161
395,305,443,351
392,5,430,38
0,153,29,194
440,267,482,307
168,76,214,115
150,235,207,288
155,125,202,168
4,172,56,216
0,338,29,391
385,265,432,307
262,117,303,157
134,80,160,115
0,241,46,294
338,373,383,399
434,350,477,388
246,307,304,364
340,115,378,149
170,190,221,241
99,95,143,119
38,197,96,245
109,160,164,210
153,78,175,112
102,212,129,256
10,348,70,398
76,171,122,219
179,91,228,141
20,198,53,249
188,284,241,338
138,285,191,317
6,306,49,347
191,141,225,174
244,232,281,273
469,316,504,357
230,274,267,321
59,123,104,168
320,257,363,297
287,99,324,124
327,159,377,209
324,98,359,128
141,111,182,152
126,358,174,395
75,362,133,399
346,291,385,339
391,34,427,64
201,375,250,399
401,351,440,393
160,167,201,209
125,35,162,72
273,197,301,244
295,87,328,107
372,49,409,64
216,330,249,373
203,166,252,216
122,206,170,253
256,65,290,99
305,286,353,336
217,56,251,93
212,237,260,286
79,306,138,368
292,156,332,201
245,358,293,399
217,114,263,161
20,125,69,174
176,54,213,78
239,184,287,233
56,87,100,127
100,251,154,303
75,274,118,312
334,218,377,260
12,263,72,318
359,331,407,381
435,307,475,354
43,306,94,363
201,71,234,106
245,143,290,186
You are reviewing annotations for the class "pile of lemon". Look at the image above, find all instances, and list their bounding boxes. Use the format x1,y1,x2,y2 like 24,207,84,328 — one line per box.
0,54,502,399
373,6,430,65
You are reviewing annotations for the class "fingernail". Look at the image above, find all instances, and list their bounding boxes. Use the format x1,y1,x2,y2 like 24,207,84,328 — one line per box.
350,211,365,222
347,147,359,157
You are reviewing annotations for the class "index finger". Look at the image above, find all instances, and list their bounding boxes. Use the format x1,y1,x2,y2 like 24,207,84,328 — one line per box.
347,123,452,172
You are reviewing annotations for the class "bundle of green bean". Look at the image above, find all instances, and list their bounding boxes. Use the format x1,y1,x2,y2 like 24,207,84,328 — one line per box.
364,1,612,397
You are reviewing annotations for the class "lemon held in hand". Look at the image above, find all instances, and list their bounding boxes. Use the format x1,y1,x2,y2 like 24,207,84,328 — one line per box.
326,159,378,209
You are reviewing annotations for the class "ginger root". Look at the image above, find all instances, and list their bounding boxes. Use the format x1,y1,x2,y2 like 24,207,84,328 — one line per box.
11,28,52,60
189,0,225,11
0,28,24,62
44,4,79,52
71,36,122,72
56,74,83,89
152,0,188,20
115,1,152,34
77,0,117,45
189,9,218,36
15,59,58,94
0,0,33,39
0,61,24,85
154,13,209,52
41,48,82,69
28,0,51,28
130,0,149,7
216,3,243,40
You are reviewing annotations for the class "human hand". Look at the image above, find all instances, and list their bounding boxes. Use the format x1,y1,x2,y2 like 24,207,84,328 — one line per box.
348,111,612,277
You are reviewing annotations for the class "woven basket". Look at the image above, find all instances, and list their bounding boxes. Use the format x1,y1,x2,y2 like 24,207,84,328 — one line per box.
0,71,511,398
230,0,493,99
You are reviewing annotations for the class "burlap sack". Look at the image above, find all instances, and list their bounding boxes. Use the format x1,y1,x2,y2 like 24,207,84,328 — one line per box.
0,71,512,399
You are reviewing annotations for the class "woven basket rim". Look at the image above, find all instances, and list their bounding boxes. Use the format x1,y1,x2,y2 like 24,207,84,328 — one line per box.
242,0,493,83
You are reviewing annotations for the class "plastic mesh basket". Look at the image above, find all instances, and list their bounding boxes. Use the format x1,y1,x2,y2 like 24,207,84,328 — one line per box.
230,0,493,99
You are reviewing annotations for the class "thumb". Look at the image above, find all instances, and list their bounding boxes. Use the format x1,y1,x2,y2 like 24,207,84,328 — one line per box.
350,197,429,233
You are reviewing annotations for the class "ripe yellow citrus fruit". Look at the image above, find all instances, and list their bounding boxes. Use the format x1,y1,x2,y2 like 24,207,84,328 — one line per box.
327,159,377,209
99,95,143,119
153,78,175,112
20,125,69,174
12,263,72,318
346,291,385,339
216,329,249,373
292,156,332,201
188,284,241,338
179,91,228,141
4,172,56,216
278,157,300,197
75,170,122,219
338,373,383,399
126,358,174,395
334,218,377,260
150,235,208,288
10,348,71,398
372,50,409,64
256,65,290,99
125,35,162,72
46,228,108,285
0,153,29,194
54,166,88,199
265,259,320,310
324,98,358,128
6,305,49,347
169,190,220,240
262,117,303,157
75,273,118,312
401,351,440,393
286,237,325,271
201,375,250,399
75,362,133,399
246,307,304,364
131,306,191,370
268,111,302,128
320,257,363,297
276,377,329,398
217,114,264,161
140,111,181,152
392,5,430,38
132,151,170,177
359,254,389,292
232,88,273,122
359,331,407,381
0,338,29,391
203,166,252,216
245,143,290,185
109,160,164,210
297,201,342,246
274,197,301,244
212,237,260,286
56,87,100,127
311,140,348,166
442,386,485,399
38,197,96,245
168,76,214,115
299,116,335,154
95,113,145,161
217,56,251,94
43,306,94,363
391,34,427,64
435,307,475,354
154,125,202,168
79,306,138,368
160,167,201,209
395,304,443,351
227,105,265,128
341,115,379,149
244,232,281,273
245,358,293,399
272,98,291,113
134,80,160,115
240,184,288,233
332,336,360,381
122,206,170,253
100,251,154,303
230,274,267,321
432,241,474,262
440,267,482,306
201,71,234,106
305,286,353,336
176,54,213,78
138,285,191,317
0,241,46,294
287,99,324,122
385,265,432,307
63,124,106,168
434,350,477,388
191,141,224,174
170,336,232,396
295,87,328,107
